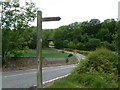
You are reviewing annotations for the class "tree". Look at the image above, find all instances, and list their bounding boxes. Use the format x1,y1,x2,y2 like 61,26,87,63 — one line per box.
53,19,117,51
2,2,38,63
97,28,110,41
63,40,69,48
81,19,101,36
86,38,101,50
89,19,101,35
68,41,76,49
100,19,117,43
27,26,37,49
42,29,54,48
116,21,120,75
53,27,65,48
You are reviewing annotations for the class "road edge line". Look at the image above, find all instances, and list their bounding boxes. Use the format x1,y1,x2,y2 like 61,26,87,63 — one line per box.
43,73,70,84
30,73,70,88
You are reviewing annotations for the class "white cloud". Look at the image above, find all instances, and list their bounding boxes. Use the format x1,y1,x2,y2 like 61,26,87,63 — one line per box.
29,0,119,29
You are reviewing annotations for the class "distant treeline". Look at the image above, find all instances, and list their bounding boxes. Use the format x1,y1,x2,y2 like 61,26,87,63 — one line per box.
29,19,119,51
53,19,118,51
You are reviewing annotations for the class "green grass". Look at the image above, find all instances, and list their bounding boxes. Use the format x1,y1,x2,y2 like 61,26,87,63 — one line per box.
45,75,83,88
22,48,69,58
45,70,118,88
45,47,118,88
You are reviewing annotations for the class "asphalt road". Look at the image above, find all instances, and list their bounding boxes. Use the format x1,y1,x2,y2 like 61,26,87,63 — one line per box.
52,48,86,60
58,50,86,60
2,49,86,88
2,64,77,88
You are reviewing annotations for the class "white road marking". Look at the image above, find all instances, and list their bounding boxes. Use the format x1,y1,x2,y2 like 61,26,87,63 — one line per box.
43,73,70,84
32,73,70,87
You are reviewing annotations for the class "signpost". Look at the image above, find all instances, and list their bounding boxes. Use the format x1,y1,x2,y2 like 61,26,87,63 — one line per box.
37,10,61,88
42,17,61,22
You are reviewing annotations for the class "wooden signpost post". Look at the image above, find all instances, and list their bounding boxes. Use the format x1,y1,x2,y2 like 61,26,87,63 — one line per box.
37,10,61,88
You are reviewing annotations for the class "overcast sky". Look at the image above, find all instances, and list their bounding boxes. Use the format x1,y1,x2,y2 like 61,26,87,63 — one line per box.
23,0,120,29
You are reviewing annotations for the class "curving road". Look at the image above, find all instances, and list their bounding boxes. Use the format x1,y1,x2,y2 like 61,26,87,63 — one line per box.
63,50,86,60
2,49,86,88
56,49,86,61
2,64,77,88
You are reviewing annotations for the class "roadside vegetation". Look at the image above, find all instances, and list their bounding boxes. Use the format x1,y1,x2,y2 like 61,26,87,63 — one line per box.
46,47,118,88
1,1,119,88
53,19,117,51
2,2,119,64
9,48,70,58
2,2,38,64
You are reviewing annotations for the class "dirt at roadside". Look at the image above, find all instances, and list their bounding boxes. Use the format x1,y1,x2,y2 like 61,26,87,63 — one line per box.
2,62,77,72
2,57,77,72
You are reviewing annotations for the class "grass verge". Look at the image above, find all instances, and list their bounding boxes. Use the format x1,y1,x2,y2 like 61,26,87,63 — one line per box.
45,47,118,88
45,74,83,88
9,48,70,58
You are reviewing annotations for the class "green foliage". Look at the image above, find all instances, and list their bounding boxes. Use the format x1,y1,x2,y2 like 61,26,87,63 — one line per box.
46,76,82,88
54,28,65,49
42,29,54,48
101,41,116,51
116,21,120,75
77,50,90,56
76,42,85,50
42,48,69,58
46,47,118,88
63,40,69,48
53,19,117,51
68,41,76,49
27,26,37,49
86,38,101,50
27,28,54,49
83,19,101,35
47,69,118,88
1,2,38,63
70,71,118,88
21,48,69,58
76,47,118,74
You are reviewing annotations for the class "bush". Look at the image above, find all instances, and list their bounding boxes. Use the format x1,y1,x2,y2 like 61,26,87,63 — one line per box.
101,41,116,51
69,68,118,88
70,72,118,88
88,47,117,73
76,47,118,74
47,47,118,88
67,54,73,57
86,38,101,50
